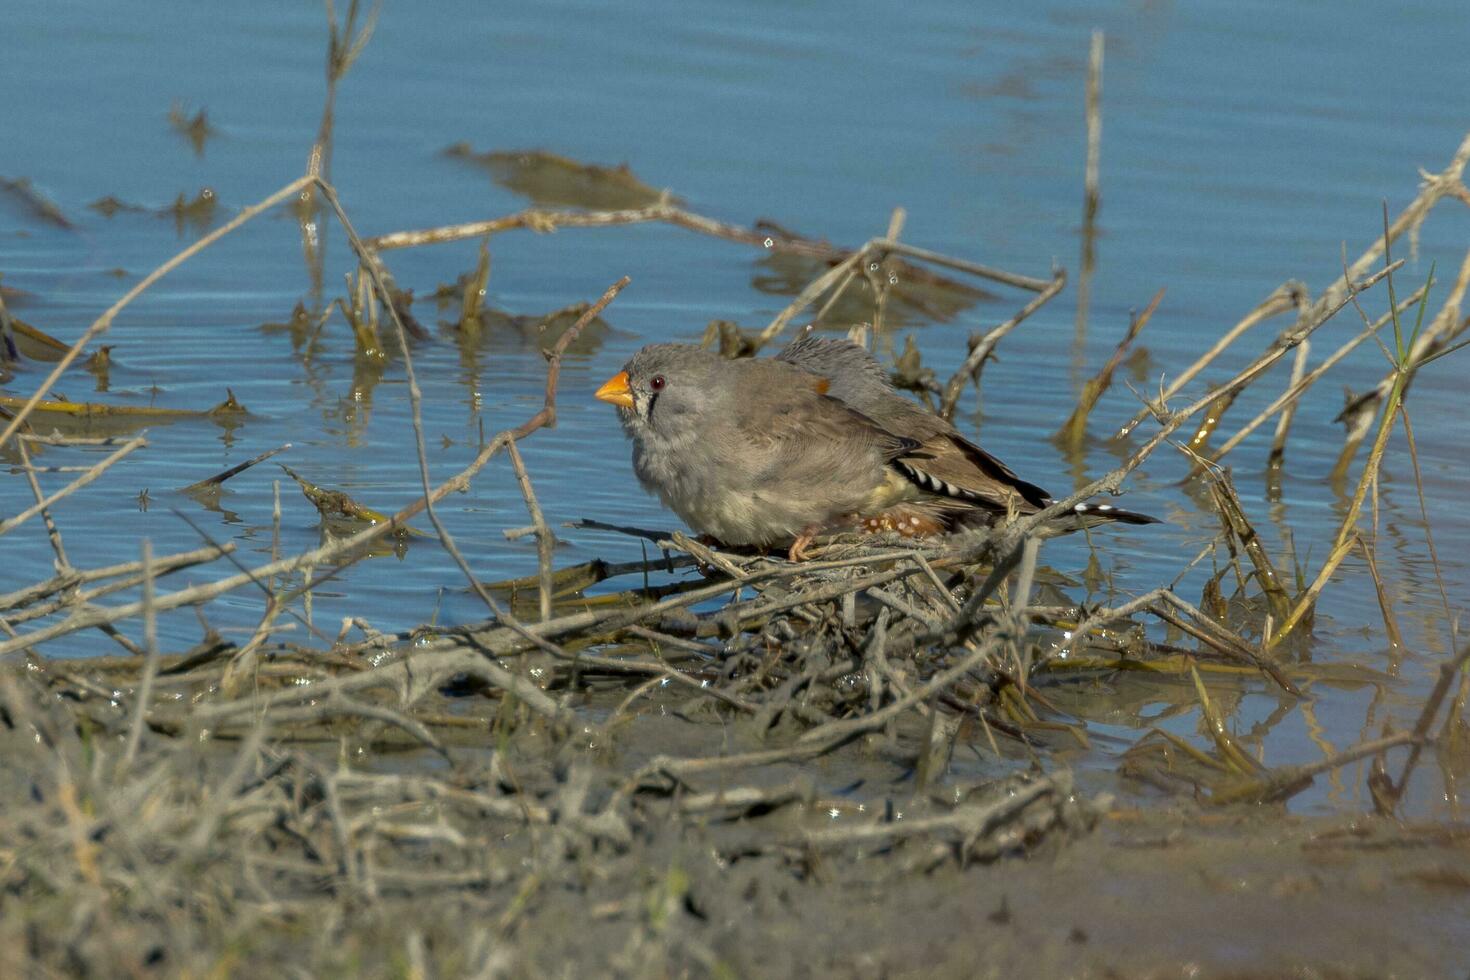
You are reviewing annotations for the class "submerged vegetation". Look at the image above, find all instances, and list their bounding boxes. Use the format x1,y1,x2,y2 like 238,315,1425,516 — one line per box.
2,6,1468,976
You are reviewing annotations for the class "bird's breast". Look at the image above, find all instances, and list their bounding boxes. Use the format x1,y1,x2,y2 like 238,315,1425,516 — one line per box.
629,433,811,545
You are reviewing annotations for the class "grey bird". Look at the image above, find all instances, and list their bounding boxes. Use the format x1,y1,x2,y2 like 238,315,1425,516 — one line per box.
595,340,1156,560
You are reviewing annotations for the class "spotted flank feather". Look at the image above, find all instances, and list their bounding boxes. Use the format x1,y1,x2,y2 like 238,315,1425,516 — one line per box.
857,507,946,538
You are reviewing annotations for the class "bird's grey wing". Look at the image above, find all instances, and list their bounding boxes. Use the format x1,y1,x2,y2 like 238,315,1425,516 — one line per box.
776,334,895,409
773,338,1156,529
775,337,1050,507
799,378,1050,510
730,383,915,494
895,424,1051,511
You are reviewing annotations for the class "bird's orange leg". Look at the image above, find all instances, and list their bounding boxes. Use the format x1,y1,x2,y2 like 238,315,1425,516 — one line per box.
787,526,820,562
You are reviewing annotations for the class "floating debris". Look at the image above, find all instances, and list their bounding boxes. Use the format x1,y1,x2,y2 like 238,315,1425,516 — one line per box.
88,195,150,217
180,442,292,495
701,319,762,358
0,389,247,436
444,145,673,210
280,463,428,539
0,175,73,229
167,100,217,156
753,248,994,329
3,317,73,362
164,187,218,236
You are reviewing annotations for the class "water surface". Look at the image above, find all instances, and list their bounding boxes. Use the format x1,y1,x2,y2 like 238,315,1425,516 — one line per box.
3,0,1467,818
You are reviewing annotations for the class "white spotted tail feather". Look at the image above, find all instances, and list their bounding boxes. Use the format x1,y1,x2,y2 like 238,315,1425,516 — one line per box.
893,453,1160,532
1060,500,1161,531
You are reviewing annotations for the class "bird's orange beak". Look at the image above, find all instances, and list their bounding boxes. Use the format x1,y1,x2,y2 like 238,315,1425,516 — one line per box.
594,371,635,409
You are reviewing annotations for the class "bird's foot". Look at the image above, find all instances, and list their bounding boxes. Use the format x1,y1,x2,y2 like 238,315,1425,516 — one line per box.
787,527,820,562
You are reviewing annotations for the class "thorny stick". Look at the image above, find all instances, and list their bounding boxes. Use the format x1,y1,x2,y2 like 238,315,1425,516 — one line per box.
939,270,1068,420
118,540,159,779
366,204,1051,292
12,436,68,571
506,440,554,622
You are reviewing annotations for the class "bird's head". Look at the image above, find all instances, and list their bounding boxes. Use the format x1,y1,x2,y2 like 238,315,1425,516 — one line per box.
595,344,726,444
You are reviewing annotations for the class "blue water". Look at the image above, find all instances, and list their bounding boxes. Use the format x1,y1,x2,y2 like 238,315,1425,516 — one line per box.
3,0,1467,816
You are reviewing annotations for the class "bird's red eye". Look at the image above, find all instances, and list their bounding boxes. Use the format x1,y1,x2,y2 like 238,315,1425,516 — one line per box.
650,375,666,391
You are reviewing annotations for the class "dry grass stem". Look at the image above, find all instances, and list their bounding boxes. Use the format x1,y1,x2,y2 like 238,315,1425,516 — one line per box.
117,539,159,777
12,435,68,570
939,270,1068,420
506,440,554,622
1117,282,1303,437
1057,286,1161,445
1074,29,1104,343
1204,284,1425,467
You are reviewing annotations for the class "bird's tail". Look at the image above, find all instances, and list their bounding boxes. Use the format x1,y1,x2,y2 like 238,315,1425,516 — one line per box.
1041,501,1161,534
938,498,1161,537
